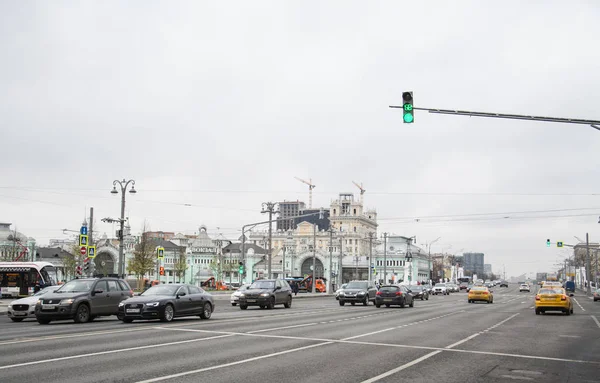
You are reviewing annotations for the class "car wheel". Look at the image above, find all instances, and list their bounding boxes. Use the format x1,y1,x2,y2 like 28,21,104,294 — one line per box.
409,299,414,308
160,304,174,322
200,302,212,319
267,298,275,310
10,318,24,322
490,299,493,304
240,304,248,310
570,307,574,314
231,303,237,306
421,297,424,301
339,300,345,306
426,296,429,300
565,309,571,316
399,300,405,308
535,308,540,315
74,303,90,323
37,318,51,325
363,297,369,306
375,304,381,308
122,318,134,323
284,296,292,308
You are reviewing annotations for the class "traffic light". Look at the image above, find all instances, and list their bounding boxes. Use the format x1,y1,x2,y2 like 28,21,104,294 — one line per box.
546,239,551,247
238,262,244,274
557,241,563,248
76,265,82,276
402,91,414,123
159,266,165,276
157,247,165,259
83,258,90,273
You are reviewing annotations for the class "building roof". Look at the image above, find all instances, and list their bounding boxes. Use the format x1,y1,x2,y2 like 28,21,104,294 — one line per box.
223,242,268,255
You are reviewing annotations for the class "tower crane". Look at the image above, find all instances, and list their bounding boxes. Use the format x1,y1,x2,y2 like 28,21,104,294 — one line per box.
294,177,315,208
352,181,366,204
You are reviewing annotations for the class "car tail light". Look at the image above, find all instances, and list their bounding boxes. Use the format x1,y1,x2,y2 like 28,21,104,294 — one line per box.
376,291,382,296
535,296,540,300
561,295,567,301
482,292,488,295
395,292,403,296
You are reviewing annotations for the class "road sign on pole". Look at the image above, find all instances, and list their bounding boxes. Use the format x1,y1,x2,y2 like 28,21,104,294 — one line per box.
80,246,87,256
79,235,88,246
88,246,96,258
80,226,88,235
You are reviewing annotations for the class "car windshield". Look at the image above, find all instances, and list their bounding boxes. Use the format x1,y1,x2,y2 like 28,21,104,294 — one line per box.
410,286,422,291
56,280,94,293
33,286,60,296
142,285,179,296
538,289,559,295
250,281,275,289
436,284,446,287
346,282,368,289
379,286,399,292
471,287,487,291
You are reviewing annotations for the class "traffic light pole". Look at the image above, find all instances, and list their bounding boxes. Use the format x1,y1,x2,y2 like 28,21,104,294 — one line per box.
389,105,600,129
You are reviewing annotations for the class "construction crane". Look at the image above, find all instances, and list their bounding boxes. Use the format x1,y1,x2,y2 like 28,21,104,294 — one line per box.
352,181,366,204
295,177,316,208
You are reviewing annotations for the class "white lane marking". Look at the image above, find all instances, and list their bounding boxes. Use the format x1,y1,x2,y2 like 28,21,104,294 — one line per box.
361,351,443,383
573,298,586,312
592,315,600,329
343,327,396,340
559,335,581,338
499,375,534,381
247,322,317,334
136,341,334,383
360,312,521,382
0,334,235,371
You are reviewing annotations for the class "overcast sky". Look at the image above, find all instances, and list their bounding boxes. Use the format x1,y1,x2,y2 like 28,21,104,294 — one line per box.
1,1,599,278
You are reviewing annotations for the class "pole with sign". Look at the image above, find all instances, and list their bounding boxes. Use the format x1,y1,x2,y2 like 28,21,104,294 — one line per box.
88,246,96,258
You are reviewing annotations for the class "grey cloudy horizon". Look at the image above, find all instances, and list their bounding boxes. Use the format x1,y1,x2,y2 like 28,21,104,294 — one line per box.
1,1,599,279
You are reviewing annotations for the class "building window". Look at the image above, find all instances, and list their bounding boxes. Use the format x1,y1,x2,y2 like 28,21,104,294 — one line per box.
333,209,336,215
353,226,357,232
353,209,356,215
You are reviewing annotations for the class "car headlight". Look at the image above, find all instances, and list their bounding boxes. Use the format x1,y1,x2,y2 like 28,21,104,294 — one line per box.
357,291,366,295
339,292,345,296
260,293,270,297
239,293,245,297
145,302,160,307
36,299,42,305
118,302,125,307
7,305,12,310
60,299,74,306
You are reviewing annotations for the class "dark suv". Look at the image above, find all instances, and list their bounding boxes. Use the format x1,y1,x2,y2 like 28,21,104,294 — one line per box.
237,279,292,310
34,277,133,324
338,280,377,306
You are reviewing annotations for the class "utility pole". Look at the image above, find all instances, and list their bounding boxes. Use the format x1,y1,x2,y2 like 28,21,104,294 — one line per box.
586,233,592,295
261,202,277,279
328,227,334,293
339,234,344,286
89,207,94,277
311,208,324,293
110,179,136,278
382,233,388,284
366,232,375,283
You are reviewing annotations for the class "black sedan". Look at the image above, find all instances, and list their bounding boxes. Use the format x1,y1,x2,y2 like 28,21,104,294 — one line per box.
408,285,429,300
238,279,292,310
118,284,214,323
375,285,414,308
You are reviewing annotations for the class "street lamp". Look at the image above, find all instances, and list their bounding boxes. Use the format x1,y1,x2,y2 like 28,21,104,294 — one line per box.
111,178,136,277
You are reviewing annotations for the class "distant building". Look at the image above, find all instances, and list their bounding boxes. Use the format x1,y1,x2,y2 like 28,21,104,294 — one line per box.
463,252,485,277
295,208,330,232
277,201,306,231
143,231,175,241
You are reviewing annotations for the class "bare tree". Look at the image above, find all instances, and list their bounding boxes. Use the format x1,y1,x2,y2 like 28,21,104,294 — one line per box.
127,221,157,288
173,247,188,282
63,244,80,280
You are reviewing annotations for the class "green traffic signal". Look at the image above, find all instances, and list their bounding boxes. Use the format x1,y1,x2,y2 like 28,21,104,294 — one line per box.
546,239,551,247
402,91,414,124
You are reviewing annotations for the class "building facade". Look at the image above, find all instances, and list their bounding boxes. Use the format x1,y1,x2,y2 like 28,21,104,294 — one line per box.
277,201,306,231
463,252,485,277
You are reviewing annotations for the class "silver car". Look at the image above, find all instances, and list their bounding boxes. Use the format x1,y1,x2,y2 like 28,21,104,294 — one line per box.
335,284,347,300
7,285,61,322
230,284,251,306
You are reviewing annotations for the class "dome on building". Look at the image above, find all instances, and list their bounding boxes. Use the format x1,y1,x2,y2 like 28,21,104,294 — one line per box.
0,223,29,243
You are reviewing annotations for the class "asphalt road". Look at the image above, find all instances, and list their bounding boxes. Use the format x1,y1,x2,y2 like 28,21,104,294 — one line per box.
0,285,598,383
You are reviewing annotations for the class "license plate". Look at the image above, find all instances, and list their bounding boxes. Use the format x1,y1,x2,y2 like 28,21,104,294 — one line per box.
246,299,256,303
42,304,56,310
126,309,140,313
384,298,392,302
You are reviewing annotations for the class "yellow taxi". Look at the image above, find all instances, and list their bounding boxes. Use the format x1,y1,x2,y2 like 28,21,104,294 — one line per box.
535,287,573,315
467,286,493,304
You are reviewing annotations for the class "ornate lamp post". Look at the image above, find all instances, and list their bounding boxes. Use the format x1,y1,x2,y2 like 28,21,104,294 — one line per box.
110,179,136,277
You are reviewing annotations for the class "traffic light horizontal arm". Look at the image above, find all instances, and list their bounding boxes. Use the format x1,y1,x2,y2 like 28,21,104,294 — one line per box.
389,105,600,127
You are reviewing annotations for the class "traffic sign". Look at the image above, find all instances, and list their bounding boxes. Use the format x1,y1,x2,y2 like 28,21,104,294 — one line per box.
79,234,88,246
80,246,87,256
557,241,563,248
88,246,96,258
80,226,88,235
157,247,165,259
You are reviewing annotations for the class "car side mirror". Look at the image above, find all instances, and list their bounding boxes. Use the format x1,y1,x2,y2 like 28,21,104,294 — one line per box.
569,293,574,297
275,286,281,291
93,289,103,295
407,290,412,293
177,292,186,298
